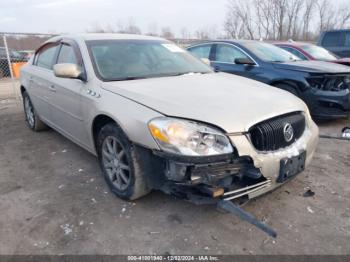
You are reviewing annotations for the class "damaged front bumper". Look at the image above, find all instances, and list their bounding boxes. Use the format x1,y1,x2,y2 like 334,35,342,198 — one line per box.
144,114,319,204
305,75,350,118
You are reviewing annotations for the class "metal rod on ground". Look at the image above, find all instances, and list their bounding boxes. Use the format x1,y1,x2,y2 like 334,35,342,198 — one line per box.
217,200,277,238
319,135,350,141
3,35,20,104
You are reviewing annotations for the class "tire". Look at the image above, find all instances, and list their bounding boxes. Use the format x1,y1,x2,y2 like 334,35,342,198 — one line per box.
22,91,48,131
274,83,299,97
97,123,151,200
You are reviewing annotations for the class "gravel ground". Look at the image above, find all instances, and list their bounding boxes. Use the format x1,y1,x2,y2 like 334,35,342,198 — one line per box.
0,100,349,255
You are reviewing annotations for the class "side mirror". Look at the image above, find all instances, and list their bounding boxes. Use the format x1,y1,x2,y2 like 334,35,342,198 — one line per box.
234,57,255,65
201,58,211,66
53,63,85,80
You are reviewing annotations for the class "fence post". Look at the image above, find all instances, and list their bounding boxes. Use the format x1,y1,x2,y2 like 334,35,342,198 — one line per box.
3,34,20,103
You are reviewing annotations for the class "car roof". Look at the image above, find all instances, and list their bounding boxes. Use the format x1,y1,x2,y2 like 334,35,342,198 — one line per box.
48,33,166,42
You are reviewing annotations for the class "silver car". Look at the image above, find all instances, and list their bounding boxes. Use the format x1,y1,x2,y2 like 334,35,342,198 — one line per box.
20,34,319,203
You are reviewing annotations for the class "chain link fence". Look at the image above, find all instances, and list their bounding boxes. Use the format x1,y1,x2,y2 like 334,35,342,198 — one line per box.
0,32,55,105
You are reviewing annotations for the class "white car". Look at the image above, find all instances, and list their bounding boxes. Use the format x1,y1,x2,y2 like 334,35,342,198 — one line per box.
20,34,319,204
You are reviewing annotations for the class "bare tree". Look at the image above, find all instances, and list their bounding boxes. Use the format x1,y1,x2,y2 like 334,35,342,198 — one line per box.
161,27,174,39
146,23,159,36
286,0,303,40
224,0,350,41
115,18,142,34
301,0,316,40
180,27,191,39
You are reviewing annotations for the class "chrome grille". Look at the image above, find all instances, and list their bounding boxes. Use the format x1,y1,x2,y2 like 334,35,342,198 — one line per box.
249,112,306,152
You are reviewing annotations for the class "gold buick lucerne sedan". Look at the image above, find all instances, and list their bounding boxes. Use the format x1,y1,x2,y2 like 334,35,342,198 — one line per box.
20,34,319,204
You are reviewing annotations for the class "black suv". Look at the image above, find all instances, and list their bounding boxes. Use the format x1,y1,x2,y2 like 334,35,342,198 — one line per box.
187,40,350,119
318,29,350,58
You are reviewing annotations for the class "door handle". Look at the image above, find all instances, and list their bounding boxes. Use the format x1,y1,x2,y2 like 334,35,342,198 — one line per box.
49,85,56,92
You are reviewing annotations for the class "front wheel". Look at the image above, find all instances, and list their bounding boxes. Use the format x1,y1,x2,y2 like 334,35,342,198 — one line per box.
97,123,151,200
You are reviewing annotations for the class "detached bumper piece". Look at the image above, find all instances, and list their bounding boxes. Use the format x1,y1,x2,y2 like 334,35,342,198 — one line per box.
217,200,277,238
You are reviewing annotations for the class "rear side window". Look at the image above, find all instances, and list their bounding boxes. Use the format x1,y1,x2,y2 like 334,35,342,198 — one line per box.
57,44,78,64
188,44,212,59
215,44,249,63
322,32,344,47
35,45,59,70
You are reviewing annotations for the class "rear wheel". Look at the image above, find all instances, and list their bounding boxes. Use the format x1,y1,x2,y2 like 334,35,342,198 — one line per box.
22,91,48,131
97,123,151,200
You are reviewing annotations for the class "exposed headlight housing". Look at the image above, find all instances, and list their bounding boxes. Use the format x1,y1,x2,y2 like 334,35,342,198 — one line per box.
148,117,234,156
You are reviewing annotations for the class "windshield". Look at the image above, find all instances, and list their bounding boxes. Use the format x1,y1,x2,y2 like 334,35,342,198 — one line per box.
86,40,212,81
300,44,338,61
243,42,301,63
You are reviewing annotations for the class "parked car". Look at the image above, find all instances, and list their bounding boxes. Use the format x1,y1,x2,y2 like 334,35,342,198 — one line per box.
187,40,350,119
0,47,28,78
20,34,318,205
318,29,350,58
18,50,35,60
275,41,350,66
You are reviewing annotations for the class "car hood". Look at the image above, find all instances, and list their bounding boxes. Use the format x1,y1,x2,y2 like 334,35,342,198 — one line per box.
272,60,350,73
102,73,307,133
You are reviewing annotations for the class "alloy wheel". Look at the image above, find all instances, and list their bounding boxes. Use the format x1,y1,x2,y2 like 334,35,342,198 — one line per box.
24,96,35,128
101,136,131,191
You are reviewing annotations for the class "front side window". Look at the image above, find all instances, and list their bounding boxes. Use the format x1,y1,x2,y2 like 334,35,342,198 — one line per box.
280,46,308,60
86,40,212,81
300,45,338,61
188,44,212,59
322,32,344,47
35,45,59,70
57,44,78,65
243,42,300,63
215,44,249,63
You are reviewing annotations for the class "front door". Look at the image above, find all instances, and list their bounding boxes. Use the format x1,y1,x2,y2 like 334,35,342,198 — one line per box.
49,43,89,146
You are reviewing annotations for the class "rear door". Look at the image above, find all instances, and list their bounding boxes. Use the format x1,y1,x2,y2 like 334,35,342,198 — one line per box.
49,41,89,146
28,43,60,123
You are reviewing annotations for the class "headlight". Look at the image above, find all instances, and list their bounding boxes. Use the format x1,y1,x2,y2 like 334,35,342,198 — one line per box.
148,117,234,156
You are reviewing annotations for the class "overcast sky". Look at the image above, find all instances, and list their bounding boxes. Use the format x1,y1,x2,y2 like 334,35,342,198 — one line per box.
0,0,228,36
